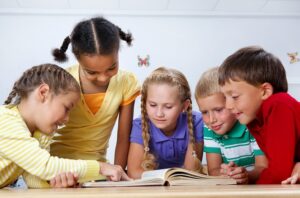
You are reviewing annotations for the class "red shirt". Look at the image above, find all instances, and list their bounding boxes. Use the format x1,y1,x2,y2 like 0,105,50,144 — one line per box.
247,93,300,184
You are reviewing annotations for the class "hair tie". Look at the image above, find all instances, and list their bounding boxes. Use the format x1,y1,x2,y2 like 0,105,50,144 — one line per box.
144,147,150,152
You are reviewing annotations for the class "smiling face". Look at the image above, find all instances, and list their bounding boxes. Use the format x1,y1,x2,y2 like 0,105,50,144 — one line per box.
78,53,119,90
220,79,267,125
197,93,236,135
37,91,80,135
146,83,188,136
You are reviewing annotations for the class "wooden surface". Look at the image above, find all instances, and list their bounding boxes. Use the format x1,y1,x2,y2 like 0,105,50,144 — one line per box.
2,185,300,198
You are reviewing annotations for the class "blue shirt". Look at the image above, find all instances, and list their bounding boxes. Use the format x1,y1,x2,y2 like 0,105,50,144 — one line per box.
130,111,203,169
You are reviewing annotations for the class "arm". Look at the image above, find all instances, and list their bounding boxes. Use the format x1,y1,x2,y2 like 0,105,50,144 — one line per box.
127,142,145,179
222,157,267,185
247,155,268,184
114,101,135,169
206,153,223,176
256,104,296,184
183,142,203,171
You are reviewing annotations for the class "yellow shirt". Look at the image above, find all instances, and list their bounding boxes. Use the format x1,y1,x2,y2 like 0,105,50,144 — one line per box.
50,65,140,161
0,105,101,189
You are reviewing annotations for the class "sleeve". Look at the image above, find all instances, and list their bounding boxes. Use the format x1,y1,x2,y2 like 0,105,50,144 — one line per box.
249,131,264,156
0,115,100,184
203,126,222,154
193,112,204,143
130,118,144,145
256,104,296,184
121,71,141,106
22,172,50,188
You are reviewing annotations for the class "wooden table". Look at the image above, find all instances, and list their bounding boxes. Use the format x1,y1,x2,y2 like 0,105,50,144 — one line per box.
1,185,300,198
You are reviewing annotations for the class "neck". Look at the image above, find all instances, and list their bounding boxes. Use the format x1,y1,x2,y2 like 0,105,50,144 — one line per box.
18,100,36,134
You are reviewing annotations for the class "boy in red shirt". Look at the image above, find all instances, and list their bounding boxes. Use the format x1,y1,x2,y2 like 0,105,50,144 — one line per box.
218,46,300,184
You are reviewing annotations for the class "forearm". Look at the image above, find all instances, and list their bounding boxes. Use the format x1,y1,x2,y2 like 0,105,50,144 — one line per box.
114,141,129,170
247,167,266,184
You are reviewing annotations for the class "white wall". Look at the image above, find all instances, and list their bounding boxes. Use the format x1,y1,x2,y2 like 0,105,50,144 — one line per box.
1,13,300,163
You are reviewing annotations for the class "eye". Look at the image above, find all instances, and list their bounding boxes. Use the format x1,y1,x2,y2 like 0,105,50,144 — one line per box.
85,70,97,75
201,111,208,115
165,106,173,109
232,95,239,100
215,108,224,112
108,66,117,71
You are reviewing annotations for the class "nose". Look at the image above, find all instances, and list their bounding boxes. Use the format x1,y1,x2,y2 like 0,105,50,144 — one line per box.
209,112,217,123
156,107,164,117
97,73,109,83
225,98,234,110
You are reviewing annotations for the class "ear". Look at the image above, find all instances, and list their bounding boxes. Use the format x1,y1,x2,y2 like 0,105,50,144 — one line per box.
182,99,191,112
36,83,50,103
261,82,273,100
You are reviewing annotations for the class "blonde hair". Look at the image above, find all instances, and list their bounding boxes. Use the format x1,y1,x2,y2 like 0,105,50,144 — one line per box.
141,66,201,171
195,67,221,99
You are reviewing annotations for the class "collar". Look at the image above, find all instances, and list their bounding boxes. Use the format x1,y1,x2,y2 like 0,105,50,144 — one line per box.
151,113,187,143
212,121,246,139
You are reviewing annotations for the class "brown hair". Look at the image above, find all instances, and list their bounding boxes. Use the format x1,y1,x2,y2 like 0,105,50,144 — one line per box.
218,46,288,93
5,64,80,105
140,67,201,171
195,67,221,99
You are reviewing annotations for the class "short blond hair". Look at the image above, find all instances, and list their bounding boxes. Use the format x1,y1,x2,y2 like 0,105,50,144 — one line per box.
195,67,221,99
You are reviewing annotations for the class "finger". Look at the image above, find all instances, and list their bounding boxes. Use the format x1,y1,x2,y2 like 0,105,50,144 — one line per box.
50,178,56,187
55,174,62,188
282,177,293,184
66,172,75,187
60,173,68,187
229,167,245,176
121,171,132,181
291,174,299,184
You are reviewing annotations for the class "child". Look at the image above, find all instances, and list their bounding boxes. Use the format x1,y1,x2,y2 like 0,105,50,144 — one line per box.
195,67,267,184
0,64,130,188
218,46,300,184
127,67,204,179
51,17,140,169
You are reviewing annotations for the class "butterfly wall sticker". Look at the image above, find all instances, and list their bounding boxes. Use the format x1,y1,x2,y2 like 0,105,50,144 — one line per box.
287,52,300,64
137,55,150,67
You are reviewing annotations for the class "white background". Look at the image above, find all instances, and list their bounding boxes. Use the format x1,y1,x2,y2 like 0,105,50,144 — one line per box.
1,4,300,163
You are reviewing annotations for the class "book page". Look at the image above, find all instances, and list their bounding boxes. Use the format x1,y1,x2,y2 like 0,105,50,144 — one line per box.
141,168,170,180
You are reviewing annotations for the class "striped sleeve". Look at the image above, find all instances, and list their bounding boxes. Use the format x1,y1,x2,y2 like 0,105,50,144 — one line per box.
249,131,264,156
0,110,100,186
203,125,221,154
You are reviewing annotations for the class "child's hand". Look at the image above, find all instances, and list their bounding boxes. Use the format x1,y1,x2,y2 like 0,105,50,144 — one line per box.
50,172,79,188
99,162,132,181
220,161,236,176
282,162,300,184
220,162,248,184
227,166,249,184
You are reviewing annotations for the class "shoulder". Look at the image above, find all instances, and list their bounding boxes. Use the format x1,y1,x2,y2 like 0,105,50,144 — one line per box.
262,92,300,113
115,70,138,82
0,105,30,136
65,64,79,74
191,111,203,125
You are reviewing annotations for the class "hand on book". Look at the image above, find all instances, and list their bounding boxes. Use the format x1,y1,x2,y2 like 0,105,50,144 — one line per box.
99,162,132,181
50,172,79,188
220,162,248,184
282,162,300,184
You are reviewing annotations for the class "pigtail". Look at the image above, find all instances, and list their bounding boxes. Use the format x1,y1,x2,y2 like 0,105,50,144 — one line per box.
140,88,157,170
52,36,70,62
4,88,18,105
186,101,203,173
117,26,133,46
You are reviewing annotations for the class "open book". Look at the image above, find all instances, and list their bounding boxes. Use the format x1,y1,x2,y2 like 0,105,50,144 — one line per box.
82,168,236,187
